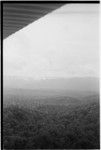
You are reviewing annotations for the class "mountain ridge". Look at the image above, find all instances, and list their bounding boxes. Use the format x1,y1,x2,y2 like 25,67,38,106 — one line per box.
4,76,99,92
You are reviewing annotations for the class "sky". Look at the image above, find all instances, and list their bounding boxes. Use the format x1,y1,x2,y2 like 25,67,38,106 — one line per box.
3,4,99,80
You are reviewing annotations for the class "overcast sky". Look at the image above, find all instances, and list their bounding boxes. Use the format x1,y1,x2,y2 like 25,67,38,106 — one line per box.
4,4,99,80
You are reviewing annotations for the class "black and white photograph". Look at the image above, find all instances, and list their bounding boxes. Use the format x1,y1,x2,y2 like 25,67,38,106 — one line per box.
2,1,100,149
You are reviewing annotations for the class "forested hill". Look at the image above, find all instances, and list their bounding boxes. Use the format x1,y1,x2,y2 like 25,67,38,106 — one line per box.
3,93,99,149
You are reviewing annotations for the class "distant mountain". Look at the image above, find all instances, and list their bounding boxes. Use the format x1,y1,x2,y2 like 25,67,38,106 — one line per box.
4,76,99,107
4,76,99,93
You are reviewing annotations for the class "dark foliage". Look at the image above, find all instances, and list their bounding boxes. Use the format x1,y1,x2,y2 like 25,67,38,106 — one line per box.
3,99,99,149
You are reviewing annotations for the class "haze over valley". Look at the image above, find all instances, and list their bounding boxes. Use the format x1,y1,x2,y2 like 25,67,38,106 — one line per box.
3,4,99,149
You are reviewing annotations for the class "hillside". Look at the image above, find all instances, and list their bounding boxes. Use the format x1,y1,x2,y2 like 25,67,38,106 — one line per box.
3,95,99,149
3,77,99,149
